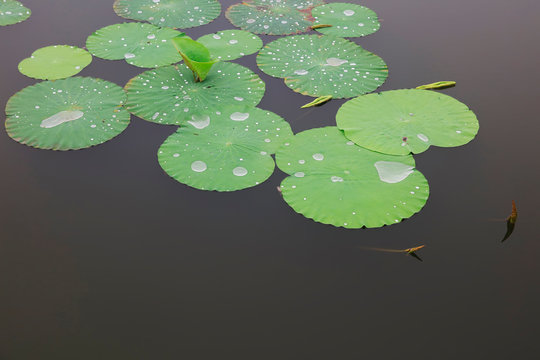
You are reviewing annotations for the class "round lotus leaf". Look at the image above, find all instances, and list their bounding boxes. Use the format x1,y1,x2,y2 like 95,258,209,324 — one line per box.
312,3,380,38
275,127,429,228
226,0,324,35
0,0,30,26
18,45,92,80
5,77,130,150
124,62,266,125
257,35,387,98
86,22,183,68
336,89,480,155
158,106,293,191
197,30,263,61
113,0,221,29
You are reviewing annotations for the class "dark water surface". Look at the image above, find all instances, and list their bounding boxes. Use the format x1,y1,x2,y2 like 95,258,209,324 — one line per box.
1,0,539,358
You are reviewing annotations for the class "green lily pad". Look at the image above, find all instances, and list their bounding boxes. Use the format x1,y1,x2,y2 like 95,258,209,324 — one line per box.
171,36,217,82
336,89,480,155
275,127,429,228
197,30,263,61
158,106,293,191
113,0,221,29
312,3,380,37
257,35,387,98
18,45,92,80
124,62,265,125
5,77,130,150
0,0,30,26
226,0,324,35
86,22,183,68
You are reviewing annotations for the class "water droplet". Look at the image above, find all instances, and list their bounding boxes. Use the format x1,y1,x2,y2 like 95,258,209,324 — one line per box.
344,10,355,16
246,19,255,24
124,53,136,59
312,153,324,161
417,134,429,142
40,110,84,128
294,69,308,75
233,166,248,177
191,161,207,172
294,172,305,178
374,161,414,184
188,114,210,129
230,112,249,121
234,96,244,101
147,34,156,40
212,34,221,39
229,39,238,45
299,160,306,164
331,176,344,183
326,57,348,66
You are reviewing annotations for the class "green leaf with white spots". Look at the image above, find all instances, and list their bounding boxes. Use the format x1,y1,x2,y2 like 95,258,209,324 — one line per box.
171,36,217,82
113,0,221,29
336,89,479,155
276,127,429,229
226,0,324,35
158,106,293,191
0,0,30,26
5,77,130,151
312,3,380,38
197,30,263,61
86,22,184,68
257,34,387,98
124,62,265,125
18,45,92,80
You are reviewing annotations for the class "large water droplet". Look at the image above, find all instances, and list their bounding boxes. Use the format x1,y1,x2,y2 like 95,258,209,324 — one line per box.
312,153,324,161
374,161,414,184
331,176,344,183
124,53,136,59
233,166,248,176
417,134,429,142
40,110,84,128
230,112,250,121
294,172,305,178
344,10,355,16
191,161,207,172
188,114,210,129
326,57,348,66
294,69,308,75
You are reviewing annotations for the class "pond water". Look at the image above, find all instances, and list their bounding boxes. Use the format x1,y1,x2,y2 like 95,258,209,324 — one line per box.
1,0,539,358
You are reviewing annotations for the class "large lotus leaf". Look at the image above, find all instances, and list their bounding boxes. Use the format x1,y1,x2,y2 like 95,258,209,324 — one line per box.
5,77,130,150
86,22,183,68
124,62,265,125
257,35,387,98
158,106,293,191
171,36,217,82
0,0,30,26
226,0,324,35
336,89,480,155
312,3,380,38
18,45,92,80
275,127,429,228
197,30,263,61
113,0,221,29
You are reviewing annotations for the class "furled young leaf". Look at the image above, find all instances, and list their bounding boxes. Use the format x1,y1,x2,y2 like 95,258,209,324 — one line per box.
171,36,217,82
336,89,479,155
197,30,262,61
18,45,92,80
276,127,429,228
0,0,30,26
124,62,265,125
86,22,184,68
311,2,380,38
113,0,221,29
5,77,130,150
226,0,324,35
158,106,293,191
257,35,387,98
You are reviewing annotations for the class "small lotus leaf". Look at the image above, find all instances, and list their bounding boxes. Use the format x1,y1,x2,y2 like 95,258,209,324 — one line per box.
312,3,380,38
257,34,387,98
336,89,480,155
171,36,217,82
86,22,183,68
0,0,30,26
5,77,130,150
226,0,324,35
197,30,263,61
18,45,92,80
113,0,221,29
124,62,265,125
158,106,293,191
275,127,429,228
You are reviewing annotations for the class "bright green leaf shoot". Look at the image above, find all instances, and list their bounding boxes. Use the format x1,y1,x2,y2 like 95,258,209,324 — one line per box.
171,36,218,82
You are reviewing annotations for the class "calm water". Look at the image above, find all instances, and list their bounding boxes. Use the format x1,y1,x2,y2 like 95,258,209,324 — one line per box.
1,0,539,358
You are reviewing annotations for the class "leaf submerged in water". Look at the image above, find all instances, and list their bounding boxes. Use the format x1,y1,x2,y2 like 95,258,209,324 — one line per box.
502,200,518,242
